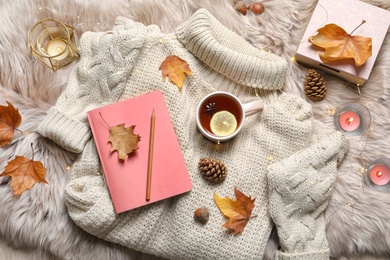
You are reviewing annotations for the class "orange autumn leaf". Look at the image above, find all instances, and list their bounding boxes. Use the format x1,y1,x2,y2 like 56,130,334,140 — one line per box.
159,55,192,90
108,124,141,161
0,154,48,196
214,187,256,235
308,21,372,66
0,101,22,147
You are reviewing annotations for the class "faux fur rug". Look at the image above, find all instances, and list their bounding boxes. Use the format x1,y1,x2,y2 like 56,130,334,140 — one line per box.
0,0,389,259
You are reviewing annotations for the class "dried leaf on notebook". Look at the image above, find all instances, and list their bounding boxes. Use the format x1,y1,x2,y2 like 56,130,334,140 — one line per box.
159,55,192,90
214,187,256,235
0,101,22,147
99,112,141,161
308,21,372,66
108,124,141,160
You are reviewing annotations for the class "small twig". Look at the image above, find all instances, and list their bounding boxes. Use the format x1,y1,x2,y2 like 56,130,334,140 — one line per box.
99,112,110,128
30,143,34,161
14,128,23,135
349,20,366,35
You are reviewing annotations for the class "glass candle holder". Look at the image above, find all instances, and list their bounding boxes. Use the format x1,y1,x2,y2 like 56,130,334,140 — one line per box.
29,19,79,71
363,158,390,192
334,103,371,136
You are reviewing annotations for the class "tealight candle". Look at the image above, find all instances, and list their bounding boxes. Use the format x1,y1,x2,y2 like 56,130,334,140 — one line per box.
338,110,361,132
334,103,371,136
46,39,69,61
369,164,390,186
364,158,390,192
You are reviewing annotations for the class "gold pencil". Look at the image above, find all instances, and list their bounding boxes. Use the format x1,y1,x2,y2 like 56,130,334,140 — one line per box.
146,109,155,201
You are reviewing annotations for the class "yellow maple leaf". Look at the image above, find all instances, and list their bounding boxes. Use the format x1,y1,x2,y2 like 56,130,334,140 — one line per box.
159,55,192,90
308,21,372,66
214,187,256,235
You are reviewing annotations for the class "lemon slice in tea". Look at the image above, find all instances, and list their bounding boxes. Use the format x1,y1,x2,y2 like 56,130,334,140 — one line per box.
210,110,237,136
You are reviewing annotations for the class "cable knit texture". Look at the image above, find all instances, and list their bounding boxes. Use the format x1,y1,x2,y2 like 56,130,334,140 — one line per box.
268,125,348,260
36,9,348,260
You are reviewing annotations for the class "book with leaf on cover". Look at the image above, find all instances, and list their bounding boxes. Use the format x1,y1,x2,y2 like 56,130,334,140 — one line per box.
87,90,192,214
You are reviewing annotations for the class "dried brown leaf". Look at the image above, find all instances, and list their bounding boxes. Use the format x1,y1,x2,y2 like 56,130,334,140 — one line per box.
108,124,141,160
0,101,22,147
214,187,256,235
308,22,372,66
0,155,48,196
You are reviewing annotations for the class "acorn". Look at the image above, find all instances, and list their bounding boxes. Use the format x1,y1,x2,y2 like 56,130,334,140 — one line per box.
234,1,247,15
249,2,264,15
194,207,210,224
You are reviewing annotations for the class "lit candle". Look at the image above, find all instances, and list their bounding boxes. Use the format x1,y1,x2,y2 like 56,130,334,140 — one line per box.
338,110,361,132
46,39,69,60
369,164,390,186
29,19,80,71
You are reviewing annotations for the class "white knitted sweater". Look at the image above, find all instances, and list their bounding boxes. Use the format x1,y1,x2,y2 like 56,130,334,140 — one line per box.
37,9,348,260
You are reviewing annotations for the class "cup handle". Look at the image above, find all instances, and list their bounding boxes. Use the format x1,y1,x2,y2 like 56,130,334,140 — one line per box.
242,100,264,116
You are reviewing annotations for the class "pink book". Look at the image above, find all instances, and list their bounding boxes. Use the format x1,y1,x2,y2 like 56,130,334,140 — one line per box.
87,90,192,213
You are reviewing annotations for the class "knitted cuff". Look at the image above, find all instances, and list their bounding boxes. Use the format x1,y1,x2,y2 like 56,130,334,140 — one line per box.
65,174,117,235
276,249,329,260
37,107,91,153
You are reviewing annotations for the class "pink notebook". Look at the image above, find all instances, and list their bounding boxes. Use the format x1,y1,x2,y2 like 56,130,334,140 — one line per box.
87,90,192,213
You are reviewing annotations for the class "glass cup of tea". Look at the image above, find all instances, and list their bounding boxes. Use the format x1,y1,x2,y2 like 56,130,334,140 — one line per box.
196,91,264,143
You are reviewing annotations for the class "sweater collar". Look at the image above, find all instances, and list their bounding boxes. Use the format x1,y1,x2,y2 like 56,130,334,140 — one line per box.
175,8,288,91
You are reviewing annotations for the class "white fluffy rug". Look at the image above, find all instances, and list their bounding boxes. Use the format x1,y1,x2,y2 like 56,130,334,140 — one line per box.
0,0,389,259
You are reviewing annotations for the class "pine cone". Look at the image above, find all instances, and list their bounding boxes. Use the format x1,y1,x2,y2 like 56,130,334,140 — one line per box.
304,69,327,101
198,157,227,183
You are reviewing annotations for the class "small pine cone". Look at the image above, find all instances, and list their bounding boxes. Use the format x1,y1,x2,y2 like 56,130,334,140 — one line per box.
304,69,327,101
198,157,227,183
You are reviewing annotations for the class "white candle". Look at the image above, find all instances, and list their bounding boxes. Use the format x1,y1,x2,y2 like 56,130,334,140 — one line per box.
46,39,69,60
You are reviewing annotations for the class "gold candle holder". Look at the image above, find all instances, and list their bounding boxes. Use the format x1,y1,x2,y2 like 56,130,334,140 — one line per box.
29,19,79,71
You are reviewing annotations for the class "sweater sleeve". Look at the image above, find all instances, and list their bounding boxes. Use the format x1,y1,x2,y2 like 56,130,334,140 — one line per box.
267,123,349,259
37,18,147,153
